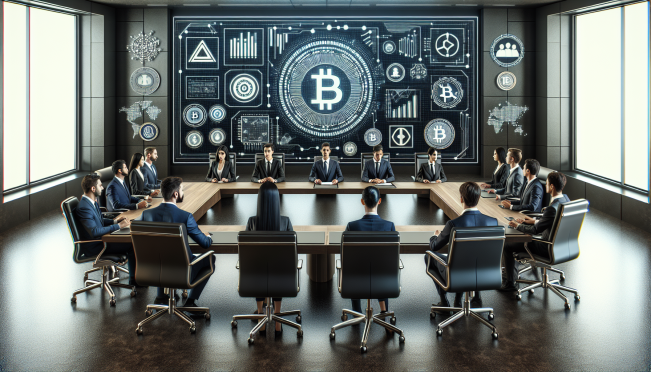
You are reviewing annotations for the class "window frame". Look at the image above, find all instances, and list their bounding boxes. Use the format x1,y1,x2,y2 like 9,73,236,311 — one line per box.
2,1,79,194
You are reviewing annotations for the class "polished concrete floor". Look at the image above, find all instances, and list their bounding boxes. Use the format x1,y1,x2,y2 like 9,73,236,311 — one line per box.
1,174,650,371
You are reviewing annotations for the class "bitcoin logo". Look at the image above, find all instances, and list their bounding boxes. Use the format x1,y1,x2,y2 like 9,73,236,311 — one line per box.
183,104,207,127
424,119,455,149
343,141,357,157
311,68,343,111
364,128,382,146
431,77,463,109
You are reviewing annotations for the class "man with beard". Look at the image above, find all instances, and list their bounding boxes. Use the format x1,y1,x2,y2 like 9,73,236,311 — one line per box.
142,147,161,190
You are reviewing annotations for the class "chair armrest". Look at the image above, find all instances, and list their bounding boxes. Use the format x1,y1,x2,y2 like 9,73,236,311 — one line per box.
411,176,416,181
134,195,148,199
336,259,341,270
426,251,447,267
297,259,303,270
399,259,404,269
99,207,108,212
190,251,215,266
76,239,104,244
235,260,239,269
236,175,240,180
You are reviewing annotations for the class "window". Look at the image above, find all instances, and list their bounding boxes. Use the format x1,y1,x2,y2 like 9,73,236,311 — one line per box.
2,2,77,192
575,1,650,192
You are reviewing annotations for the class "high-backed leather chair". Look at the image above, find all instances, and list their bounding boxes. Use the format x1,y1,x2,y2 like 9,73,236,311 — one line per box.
514,199,588,309
412,152,440,181
330,231,405,353
314,155,339,163
61,197,136,306
93,167,124,218
208,152,239,181
130,221,215,334
231,231,303,344
427,226,505,339
254,153,285,175
537,166,554,207
360,153,390,178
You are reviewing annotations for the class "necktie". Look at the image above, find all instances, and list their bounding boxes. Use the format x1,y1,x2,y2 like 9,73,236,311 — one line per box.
376,162,380,177
152,164,156,179
123,180,130,196
94,201,102,219
325,160,329,175
430,163,434,177
267,161,271,176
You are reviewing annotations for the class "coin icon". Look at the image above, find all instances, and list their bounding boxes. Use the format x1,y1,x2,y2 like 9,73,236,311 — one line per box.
424,119,455,149
209,104,227,122
185,130,204,149
209,128,226,146
139,122,159,141
496,71,517,91
383,40,396,54
183,104,207,127
386,63,405,83
343,141,357,156
364,128,382,146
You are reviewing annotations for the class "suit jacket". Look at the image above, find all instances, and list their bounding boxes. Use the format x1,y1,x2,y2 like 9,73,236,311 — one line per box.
416,162,447,183
429,210,498,252
75,196,120,256
140,203,213,252
141,162,160,190
251,158,285,183
516,194,570,252
486,163,509,189
106,177,141,212
345,214,396,232
361,159,395,183
309,159,344,183
510,178,544,212
496,166,524,199
205,160,236,182
245,216,293,231
128,170,151,196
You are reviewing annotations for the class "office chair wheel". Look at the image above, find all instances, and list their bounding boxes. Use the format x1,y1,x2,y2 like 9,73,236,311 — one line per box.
109,299,116,306
247,338,254,345
574,294,580,301
204,313,211,321
71,296,77,303
231,321,237,328
136,328,143,335
430,312,436,319
341,314,348,321
516,294,522,300
436,328,442,336
529,289,535,294
329,332,335,340
561,274,566,281
145,309,153,316
296,315,301,323
297,329,303,338
190,326,196,334
360,346,367,354
492,332,498,339
83,275,88,282
564,302,571,310
399,335,405,343
488,312,494,320
131,290,137,297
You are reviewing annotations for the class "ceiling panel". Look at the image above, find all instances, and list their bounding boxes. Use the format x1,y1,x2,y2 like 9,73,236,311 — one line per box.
100,0,557,8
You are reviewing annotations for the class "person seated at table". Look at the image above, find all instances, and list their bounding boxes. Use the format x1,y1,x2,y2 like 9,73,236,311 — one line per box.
361,144,395,184
309,142,344,185
416,147,447,183
251,143,285,183
345,186,394,315
128,153,159,198
75,173,137,285
245,182,293,335
106,160,149,212
500,159,544,213
425,182,498,309
480,147,509,190
487,147,524,200
140,177,216,310
500,172,570,292
142,147,161,190
206,145,236,183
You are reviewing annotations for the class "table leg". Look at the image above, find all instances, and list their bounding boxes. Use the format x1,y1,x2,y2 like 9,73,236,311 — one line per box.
307,253,335,282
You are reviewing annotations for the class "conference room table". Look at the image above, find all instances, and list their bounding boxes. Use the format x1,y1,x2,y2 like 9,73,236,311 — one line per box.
103,181,531,281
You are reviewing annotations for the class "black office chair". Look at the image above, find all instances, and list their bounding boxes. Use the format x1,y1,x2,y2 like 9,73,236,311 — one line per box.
314,155,339,163
231,231,303,344
330,231,405,353
254,153,285,175
130,221,214,334
514,199,588,309
93,167,126,219
360,152,390,178
61,197,136,306
208,152,239,181
427,226,505,339
412,152,440,181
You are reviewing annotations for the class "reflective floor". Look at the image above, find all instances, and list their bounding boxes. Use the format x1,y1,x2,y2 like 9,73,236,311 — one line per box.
1,183,650,371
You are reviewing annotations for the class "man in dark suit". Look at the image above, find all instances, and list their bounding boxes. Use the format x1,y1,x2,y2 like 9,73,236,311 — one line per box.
500,172,570,291
345,186,395,314
251,143,285,183
106,160,150,212
75,174,137,285
416,147,447,183
425,182,498,309
139,176,216,309
362,144,395,184
309,142,344,184
501,159,544,213
489,148,524,200
141,147,161,190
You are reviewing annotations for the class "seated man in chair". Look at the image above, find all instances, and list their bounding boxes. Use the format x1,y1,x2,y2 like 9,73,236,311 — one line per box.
362,144,395,184
425,182,498,309
106,160,150,212
345,186,395,315
309,142,344,185
251,143,285,183
139,177,215,312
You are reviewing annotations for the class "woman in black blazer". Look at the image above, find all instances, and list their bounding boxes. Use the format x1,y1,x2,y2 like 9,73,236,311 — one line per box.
481,147,509,190
205,145,236,183
245,182,293,335
128,153,158,197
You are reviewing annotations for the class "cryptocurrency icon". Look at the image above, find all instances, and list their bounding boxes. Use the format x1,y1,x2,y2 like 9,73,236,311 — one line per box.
183,104,207,127
364,128,382,146
209,104,227,122
490,34,524,68
435,32,460,57
410,63,428,80
424,119,455,149
432,77,464,109
130,67,160,95
390,125,413,148
343,142,358,156
382,40,396,54
185,130,204,149
229,73,260,103
311,68,343,111
209,128,226,146
386,63,406,83
139,122,159,141
496,71,517,91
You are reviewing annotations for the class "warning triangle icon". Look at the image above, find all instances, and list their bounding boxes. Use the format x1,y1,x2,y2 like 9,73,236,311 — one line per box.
188,40,216,63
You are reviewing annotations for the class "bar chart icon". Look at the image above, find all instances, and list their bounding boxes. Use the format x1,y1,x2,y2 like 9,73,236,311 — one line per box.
224,28,264,66
385,89,420,121
230,32,257,59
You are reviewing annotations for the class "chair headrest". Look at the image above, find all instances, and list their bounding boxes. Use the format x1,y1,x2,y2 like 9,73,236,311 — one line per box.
130,220,187,237
94,166,114,182
342,231,400,244
238,231,296,244
61,196,81,242
537,166,554,182
559,198,589,216
451,226,505,240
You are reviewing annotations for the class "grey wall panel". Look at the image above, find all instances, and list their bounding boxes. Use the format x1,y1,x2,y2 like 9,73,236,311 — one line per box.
103,146,116,169
144,96,168,147
104,97,116,147
81,146,91,171
560,146,570,171
116,21,144,53
536,97,547,145
153,145,169,179
91,98,105,147
535,50,547,98
29,184,66,219
116,96,145,146
507,51,535,97
546,97,560,145
144,52,168,98
507,21,536,52
483,9,508,52
91,15,105,44
116,52,143,97
482,97,509,146
66,177,83,199
546,13,560,43
505,96,535,147
508,8,535,22
483,52,508,98
81,43,91,98
546,146,561,170
0,198,29,234
91,43,105,98
535,10,547,53
91,147,106,171
585,183,621,220
116,146,144,167
517,145,536,165
104,11,116,55
105,49,116,98
563,175,585,200
560,97,570,147
81,98,91,147
116,8,144,22
536,145,548,167
621,197,651,234
144,8,169,51
546,42,560,98
560,42,571,98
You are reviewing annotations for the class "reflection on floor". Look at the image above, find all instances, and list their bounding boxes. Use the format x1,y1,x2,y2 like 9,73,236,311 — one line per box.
0,193,650,371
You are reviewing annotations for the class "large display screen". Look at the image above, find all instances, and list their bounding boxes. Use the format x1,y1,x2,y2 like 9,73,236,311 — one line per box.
173,17,478,164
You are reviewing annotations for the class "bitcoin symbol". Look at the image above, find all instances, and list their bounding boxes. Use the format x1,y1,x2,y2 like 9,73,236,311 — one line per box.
439,84,457,103
311,68,343,110
432,77,464,109
424,118,454,149
434,125,446,143
191,112,199,120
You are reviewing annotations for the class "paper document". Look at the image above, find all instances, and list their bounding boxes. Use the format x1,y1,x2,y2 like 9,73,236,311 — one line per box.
375,183,393,186
320,182,333,185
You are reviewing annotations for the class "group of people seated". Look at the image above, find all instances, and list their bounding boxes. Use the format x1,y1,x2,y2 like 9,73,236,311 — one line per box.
74,143,569,330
